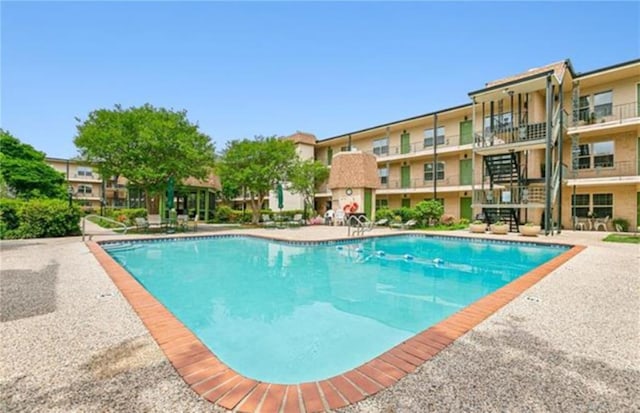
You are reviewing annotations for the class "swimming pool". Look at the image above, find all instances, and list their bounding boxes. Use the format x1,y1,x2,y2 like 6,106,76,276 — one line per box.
104,234,568,384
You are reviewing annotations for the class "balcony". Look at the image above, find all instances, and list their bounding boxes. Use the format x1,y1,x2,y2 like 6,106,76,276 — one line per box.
566,160,640,186
472,185,546,208
70,173,102,183
365,134,471,161
377,175,471,194
568,101,639,135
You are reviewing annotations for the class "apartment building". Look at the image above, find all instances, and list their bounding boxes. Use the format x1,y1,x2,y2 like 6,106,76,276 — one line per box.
313,58,640,232
46,158,220,220
46,157,127,210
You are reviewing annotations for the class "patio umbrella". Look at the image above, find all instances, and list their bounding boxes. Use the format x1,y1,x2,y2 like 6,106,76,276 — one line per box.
167,176,175,210
277,182,284,210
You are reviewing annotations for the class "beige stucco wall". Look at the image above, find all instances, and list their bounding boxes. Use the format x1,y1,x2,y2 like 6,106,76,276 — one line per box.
562,131,638,173
560,184,640,229
575,76,639,108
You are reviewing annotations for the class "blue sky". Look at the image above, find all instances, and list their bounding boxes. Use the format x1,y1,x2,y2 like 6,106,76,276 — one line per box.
2,1,638,158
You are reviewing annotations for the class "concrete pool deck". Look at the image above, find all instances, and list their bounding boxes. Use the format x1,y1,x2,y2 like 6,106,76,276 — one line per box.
1,226,638,412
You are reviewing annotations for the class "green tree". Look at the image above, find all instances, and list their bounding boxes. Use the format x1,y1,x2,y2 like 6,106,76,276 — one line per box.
415,200,444,226
0,129,66,199
288,160,329,220
216,136,296,224
74,104,215,211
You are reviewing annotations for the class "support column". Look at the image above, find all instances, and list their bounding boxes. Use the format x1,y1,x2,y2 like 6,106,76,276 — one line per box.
433,113,438,201
557,82,563,234
544,75,553,235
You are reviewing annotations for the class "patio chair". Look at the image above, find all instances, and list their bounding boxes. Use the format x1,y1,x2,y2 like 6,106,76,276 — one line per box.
390,219,417,230
176,214,189,232
134,217,149,233
147,214,164,231
186,215,199,232
594,215,610,231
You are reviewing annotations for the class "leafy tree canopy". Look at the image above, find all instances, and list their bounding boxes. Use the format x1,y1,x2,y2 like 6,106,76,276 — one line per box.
288,159,329,219
0,129,66,199
216,136,297,223
74,104,215,210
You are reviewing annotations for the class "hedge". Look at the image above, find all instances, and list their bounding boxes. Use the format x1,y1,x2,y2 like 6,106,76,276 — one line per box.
0,198,82,239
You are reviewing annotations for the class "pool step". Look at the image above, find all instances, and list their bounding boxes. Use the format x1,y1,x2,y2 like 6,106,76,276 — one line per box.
103,243,141,252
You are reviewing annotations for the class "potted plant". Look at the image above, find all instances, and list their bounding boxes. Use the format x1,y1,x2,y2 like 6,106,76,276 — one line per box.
469,220,486,233
520,222,541,237
490,220,508,235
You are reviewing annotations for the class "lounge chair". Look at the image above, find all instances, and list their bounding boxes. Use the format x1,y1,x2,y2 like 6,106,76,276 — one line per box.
288,213,304,228
261,214,276,228
375,218,388,226
134,217,149,233
147,214,164,231
390,219,417,230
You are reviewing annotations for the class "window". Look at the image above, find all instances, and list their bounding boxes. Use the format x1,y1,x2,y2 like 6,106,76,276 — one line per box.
77,184,92,195
578,96,591,121
378,167,389,185
593,91,613,118
327,147,333,165
571,194,590,218
484,112,512,133
77,166,93,177
375,199,388,209
423,126,445,147
372,137,389,156
401,198,410,208
592,193,613,218
424,162,445,181
571,193,613,219
575,141,614,170
340,146,350,152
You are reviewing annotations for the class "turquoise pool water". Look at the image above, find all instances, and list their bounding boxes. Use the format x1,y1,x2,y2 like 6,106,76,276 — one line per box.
104,235,567,383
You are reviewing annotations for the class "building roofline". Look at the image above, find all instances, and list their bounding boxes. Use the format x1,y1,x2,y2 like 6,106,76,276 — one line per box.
318,102,471,143
467,70,555,97
574,57,640,78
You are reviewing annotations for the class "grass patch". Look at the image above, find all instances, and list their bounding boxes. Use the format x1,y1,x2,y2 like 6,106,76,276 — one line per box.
603,234,640,244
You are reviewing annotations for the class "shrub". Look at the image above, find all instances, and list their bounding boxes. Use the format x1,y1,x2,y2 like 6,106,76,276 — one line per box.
3,199,81,239
459,218,470,226
0,199,22,238
394,207,417,223
214,205,234,223
374,207,395,222
612,218,630,232
440,214,456,226
414,200,444,226
105,208,147,225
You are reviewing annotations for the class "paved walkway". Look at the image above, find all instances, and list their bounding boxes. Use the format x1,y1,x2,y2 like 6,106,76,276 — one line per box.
1,228,638,412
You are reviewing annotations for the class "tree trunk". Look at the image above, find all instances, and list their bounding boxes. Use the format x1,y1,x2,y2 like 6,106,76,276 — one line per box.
249,193,263,224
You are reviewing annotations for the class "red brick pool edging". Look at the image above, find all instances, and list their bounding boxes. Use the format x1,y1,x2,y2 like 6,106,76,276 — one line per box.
87,240,585,413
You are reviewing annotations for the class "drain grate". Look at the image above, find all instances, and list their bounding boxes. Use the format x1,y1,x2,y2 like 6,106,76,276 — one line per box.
97,292,115,299
525,296,541,303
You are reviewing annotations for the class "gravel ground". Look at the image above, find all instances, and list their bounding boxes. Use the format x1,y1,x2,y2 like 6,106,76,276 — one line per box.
1,229,638,412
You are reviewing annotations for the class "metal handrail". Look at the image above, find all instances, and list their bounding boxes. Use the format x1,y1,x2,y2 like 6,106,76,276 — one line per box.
346,215,373,237
82,214,128,241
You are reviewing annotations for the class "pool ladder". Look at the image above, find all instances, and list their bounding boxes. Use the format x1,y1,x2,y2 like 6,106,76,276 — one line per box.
347,215,374,237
